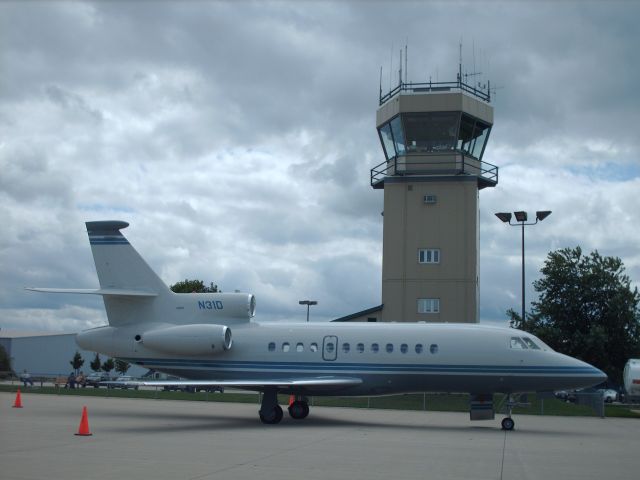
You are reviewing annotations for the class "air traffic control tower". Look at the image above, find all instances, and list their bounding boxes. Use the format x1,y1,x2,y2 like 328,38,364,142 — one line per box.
370,77,498,323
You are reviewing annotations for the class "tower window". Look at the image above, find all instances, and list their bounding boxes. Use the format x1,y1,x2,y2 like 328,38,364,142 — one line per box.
418,249,440,264
418,298,440,314
390,116,406,155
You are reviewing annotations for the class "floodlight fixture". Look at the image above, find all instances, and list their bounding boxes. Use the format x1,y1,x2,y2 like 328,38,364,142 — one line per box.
536,210,552,222
495,212,512,223
514,211,528,222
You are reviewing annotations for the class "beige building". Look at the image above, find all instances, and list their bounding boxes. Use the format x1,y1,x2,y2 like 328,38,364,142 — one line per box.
336,81,498,323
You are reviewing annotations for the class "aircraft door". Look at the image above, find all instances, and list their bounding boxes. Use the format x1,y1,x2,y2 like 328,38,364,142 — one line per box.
322,335,338,361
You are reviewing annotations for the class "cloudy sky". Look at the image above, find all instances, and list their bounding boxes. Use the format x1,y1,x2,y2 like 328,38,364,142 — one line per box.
1,0,639,333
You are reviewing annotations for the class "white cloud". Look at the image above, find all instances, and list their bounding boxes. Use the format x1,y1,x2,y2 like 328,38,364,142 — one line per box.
1,1,639,332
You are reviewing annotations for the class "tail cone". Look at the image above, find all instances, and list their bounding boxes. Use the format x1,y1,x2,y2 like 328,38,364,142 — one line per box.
75,406,93,436
12,388,23,408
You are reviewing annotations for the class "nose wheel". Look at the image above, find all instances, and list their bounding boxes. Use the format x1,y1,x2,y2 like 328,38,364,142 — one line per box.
501,417,515,431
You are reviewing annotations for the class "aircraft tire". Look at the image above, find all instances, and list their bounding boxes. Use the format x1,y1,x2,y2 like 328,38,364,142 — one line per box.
288,401,310,420
501,417,515,431
259,405,284,424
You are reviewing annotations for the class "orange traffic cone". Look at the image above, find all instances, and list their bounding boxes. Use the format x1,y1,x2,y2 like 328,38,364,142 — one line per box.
12,388,23,408
75,406,93,436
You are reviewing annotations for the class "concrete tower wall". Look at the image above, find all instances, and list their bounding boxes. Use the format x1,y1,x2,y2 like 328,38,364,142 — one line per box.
381,178,479,323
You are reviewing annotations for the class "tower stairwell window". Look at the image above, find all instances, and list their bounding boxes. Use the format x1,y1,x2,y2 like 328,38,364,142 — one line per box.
418,298,440,314
418,249,440,264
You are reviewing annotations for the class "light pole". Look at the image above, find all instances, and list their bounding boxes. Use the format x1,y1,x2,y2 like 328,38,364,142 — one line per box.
495,210,552,323
298,300,317,322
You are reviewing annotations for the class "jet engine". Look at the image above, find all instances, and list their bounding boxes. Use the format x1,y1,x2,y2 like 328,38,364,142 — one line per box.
142,324,232,355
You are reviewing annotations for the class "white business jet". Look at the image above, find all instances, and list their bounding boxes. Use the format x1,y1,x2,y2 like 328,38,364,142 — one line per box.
29,221,606,429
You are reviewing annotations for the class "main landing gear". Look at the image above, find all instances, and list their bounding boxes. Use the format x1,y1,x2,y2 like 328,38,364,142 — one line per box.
259,390,310,424
288,397,310,420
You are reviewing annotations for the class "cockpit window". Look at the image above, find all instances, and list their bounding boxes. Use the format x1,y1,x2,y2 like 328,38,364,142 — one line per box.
510,337,528,349
522,337,541,350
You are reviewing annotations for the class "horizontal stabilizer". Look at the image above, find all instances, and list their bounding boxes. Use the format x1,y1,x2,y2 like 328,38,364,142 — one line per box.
25,287,157,297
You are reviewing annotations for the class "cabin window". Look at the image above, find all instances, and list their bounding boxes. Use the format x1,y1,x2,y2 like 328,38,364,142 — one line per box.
268,342,276,352
430,344,438,354
400,344,408,354
325,342,335,354
522,337,541,350
282,342,291,352
386,343,394,353
510,337,527,349
356,343,365,353
371,343,380,353
310,343,318,352
342,343,350,353
415,344,424,354
296,343,304,352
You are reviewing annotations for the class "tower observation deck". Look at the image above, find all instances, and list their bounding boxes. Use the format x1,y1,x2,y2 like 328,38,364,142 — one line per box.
371,77,498,323
372,80,498,189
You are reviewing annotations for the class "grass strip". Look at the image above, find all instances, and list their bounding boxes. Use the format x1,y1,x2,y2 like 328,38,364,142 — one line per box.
2,385,638,418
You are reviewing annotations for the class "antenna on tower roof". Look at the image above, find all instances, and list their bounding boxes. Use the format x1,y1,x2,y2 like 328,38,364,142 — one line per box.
405,41,408,84
458,41,462,85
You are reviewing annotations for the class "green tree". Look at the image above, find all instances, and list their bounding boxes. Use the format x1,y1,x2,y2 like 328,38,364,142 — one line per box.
101,358,115,376
69,351,85,374
170,279,219,293
509,246,640,383
90,352,102,372
115,359,130,376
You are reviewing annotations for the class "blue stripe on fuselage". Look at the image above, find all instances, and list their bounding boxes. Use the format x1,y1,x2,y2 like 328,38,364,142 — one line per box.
123,357,599,376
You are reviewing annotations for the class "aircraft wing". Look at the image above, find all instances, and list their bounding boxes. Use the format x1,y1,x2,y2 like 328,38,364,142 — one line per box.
120,376,362,391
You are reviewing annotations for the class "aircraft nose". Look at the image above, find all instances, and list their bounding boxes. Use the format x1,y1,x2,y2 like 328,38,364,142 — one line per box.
577,358,608,385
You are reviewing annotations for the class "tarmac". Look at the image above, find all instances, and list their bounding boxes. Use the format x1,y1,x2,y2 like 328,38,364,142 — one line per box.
2,391,639,480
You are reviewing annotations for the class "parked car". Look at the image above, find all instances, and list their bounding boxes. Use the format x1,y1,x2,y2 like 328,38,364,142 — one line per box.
85,372,111,388
598,388,618,403
107,375,139,390
554,390,569,401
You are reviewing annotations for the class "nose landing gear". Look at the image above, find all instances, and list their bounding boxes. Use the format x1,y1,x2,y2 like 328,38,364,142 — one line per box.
501,416,515,431
499,393,530,430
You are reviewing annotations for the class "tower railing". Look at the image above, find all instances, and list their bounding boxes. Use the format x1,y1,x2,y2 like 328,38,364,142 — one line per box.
370,154,498,189
379,80,491,106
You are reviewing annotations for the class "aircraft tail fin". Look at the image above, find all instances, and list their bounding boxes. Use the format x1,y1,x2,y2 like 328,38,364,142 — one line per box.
86,221,169,296
85,221,171,326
